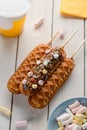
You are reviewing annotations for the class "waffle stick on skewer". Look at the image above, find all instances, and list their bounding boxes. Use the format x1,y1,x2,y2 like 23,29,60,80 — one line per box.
7,31,61,94
28,37,87,109
7,29,78,94
19,29,78,96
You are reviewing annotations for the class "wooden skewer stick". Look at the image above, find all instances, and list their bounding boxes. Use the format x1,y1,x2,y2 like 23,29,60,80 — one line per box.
63,28,79,48
71,38,87,58
48,31,60,46
48,28,78,47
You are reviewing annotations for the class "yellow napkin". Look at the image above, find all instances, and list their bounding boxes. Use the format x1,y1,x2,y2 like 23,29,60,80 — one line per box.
60,0,87,18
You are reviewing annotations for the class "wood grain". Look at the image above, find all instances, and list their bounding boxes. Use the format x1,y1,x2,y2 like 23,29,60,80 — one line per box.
0,0,86,130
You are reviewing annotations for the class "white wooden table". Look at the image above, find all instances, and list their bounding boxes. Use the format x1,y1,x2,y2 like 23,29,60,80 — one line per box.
0,0,87,129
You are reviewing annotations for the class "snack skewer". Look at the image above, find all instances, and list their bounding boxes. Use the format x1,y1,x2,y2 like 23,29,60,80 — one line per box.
20,29,79,95
28,35,87,109
7,29,78,94
63,28,79,47
8,28,82,109
71,38,87,58
48,28,78,47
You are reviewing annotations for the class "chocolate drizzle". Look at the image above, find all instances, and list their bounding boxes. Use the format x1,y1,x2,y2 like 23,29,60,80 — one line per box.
22,47,64,93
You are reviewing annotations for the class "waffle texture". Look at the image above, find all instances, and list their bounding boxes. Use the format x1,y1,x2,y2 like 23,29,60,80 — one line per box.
19,47,66,96
28,58,75,109
7,44,51,94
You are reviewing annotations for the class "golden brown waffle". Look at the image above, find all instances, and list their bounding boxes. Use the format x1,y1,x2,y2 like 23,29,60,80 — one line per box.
19,47,66,96
28,57,75,109
7,44,51,94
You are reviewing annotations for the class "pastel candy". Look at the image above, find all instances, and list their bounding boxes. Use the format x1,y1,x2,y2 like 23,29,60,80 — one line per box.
58,121,63,127
72,125,81,130
65,124,75,130
38,80,44,86
34,17,44,29
75,113,87,119
82,119,87,124
66,108,74,117
65,125,69,130
73,116,83,122
36,60,41,65
56,101,87,130
28,71,33,77
58,29,65,39
67,124,75,130
73,120,82,126
15,120,28,127
57,126,64,130
69,101,80,109
0,106,11,117
56,113,71,121
81,122,87,129
76,106,87,114
22,79,27,85
62,117,73,126
71,105,83,114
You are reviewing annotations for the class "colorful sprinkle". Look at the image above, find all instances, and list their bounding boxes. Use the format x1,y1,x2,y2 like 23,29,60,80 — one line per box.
30,78,36,83
38,80,44,86
33,75,38,79
32,84,37,89
42,69,48,74
27,71,33,77
23,85,29,90
53,53,59,59
36,60,41,65
22,79,27,85
43,59,49,66
45,49,50,54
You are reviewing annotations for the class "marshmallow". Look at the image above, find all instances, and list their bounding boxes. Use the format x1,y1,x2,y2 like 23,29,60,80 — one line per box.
76,113,87,120
72,124,81,130
71,105,83,114
15,120,28,127
73,120,82,126
57,126,64,130
81,122,87,129
34,17,44,29
0,106,11,117
73,116,83,122
69,101,80,109
58,121,63,127
66,108,74,117
82,119,87,124
65,124,75,130
56,113,71,121
22,79,27,85
62,117,73,126
76,106,87,114
58,29,65,39
67,124,76,130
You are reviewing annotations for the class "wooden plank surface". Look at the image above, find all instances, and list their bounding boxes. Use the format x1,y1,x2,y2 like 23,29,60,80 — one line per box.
0,0,87,130
0,36,17,129
10,0,53,130
49,0,85,114
85,20,87,96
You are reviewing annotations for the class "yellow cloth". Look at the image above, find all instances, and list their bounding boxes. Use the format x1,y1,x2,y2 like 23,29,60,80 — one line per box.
60,0,87,18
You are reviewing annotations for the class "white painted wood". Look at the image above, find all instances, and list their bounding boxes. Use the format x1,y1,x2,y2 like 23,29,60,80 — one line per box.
85,21,87,96
11,0,53,130
49,0,84,114
0,0,86,130
0,36,17,129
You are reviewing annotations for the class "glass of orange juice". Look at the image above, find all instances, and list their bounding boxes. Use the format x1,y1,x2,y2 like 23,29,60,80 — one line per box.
0,0,31,37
